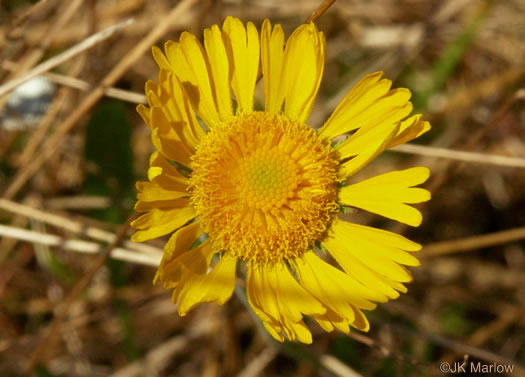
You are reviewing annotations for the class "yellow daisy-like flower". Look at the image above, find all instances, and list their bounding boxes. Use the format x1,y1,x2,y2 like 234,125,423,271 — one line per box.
133,17,431,344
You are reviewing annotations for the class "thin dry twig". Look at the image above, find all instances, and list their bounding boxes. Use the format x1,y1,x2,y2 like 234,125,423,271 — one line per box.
345,317,525,374
417,85,525,209
2,60,146,104
436,67,524,115
28,211,138,370
2,0,197,200
0,224,161,266
388,323,525,373
236,347,278,377
45,195,111,210
421,226,525,257
4,0,83,76
0,18,135,98
7,0,51,34
345,331,425,369
14,85,70,167
43,70,147,103
0,1,86,113
467,307,525,347
6,18,93,168
0,198,162,256
109,322,213,377
438,307,525,367
392,144,525,169
305,0,337,23
320,354,364,377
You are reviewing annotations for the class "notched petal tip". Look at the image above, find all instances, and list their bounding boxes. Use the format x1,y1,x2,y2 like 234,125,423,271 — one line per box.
152,45,171,70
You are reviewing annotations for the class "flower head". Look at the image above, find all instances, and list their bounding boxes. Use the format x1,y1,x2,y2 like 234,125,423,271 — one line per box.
133,17,431,344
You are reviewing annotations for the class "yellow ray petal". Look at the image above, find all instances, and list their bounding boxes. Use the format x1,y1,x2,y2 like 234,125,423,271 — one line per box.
339,167,431,226
325,219,419,283
261,319,285,343
164,73,205,151
350,306,370,332
246,266,280,324
154,221,203,286
319,79,414,143
281,23,325,123
271,262,325,322
261,19,285,113
282,317,313,344
318,72,389,139
140,72,204,154
343,88,413,134
313,312,334,333
131,204,195,242
143,81,160,108
329,243,410,297
295,251,379,323
163,221,202,259
337,121,399,179
137,104,151,125
387,278,408,293
204,25,233,121
136,181,187,202
134,196,189,211
246,263,324,343
167,241,213,299
295,255,357,327
135,198,192,214
149,107,193,166
147,151,188,188
322,247,400,299
338,221,422,255
178,255,237,316
152,45,171,70
387,114,431,148
313,307,350,334
222,16,259,113
164,38,221,128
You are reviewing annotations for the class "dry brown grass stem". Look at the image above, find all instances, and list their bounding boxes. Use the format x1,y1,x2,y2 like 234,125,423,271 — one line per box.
391,323,525,373
437,67,524,115
236,347,278,377
346,331,425,368
319,354,364,377
43,71,147,103
460,87,525,157
5,0,51,34
0,224,161,266
393,144,525,169
2,0,197,200
0,0,85,112
2,60,146,104
45,195,112,210
109,322,214,377
28,211,138,370
0,198,162,256
14,85,69,167
305,0,337,23
422,226,525,257
10,44,90,168
346,313,525,372
467,307,525,347
438,307,525,368
0,18,134,98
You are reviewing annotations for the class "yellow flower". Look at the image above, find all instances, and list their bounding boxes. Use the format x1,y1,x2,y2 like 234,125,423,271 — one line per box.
132,17,431,344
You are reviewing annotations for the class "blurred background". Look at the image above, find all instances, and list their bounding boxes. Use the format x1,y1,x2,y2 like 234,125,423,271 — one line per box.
1,0,525,376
